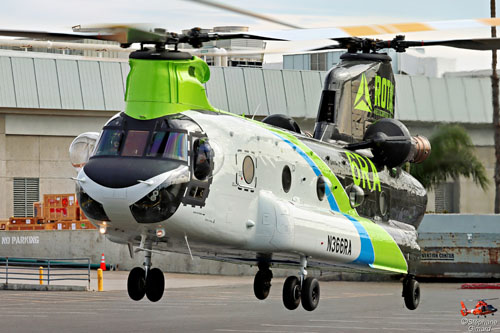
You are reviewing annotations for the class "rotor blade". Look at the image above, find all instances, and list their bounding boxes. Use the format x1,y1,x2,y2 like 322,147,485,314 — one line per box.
406,38,500,50
220,17,500,43
0,29,112,41
184,0,302,29
0,26,167,46
0,38,134,53
72,25,166,45
213,32,286,41
191,45,318,57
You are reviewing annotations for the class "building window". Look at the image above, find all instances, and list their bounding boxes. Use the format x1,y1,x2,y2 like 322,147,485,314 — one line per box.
434,181,460,213
13,178,39,217
310,53,327,71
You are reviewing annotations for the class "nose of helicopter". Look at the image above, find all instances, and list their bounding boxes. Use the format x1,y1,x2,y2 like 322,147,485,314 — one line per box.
83,157,185,189
78,164,190,225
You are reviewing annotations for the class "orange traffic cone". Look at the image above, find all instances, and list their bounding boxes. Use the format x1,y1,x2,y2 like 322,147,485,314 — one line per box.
100,253,106,271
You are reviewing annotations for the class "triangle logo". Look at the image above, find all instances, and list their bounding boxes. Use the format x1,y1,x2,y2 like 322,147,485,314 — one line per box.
354,74,372,113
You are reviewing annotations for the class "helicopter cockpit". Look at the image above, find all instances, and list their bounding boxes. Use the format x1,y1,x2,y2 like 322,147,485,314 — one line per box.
71,112,215,224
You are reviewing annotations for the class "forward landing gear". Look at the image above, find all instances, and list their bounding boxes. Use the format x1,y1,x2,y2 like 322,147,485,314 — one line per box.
282,256,320,311
402,275,420,310
127,240,165,302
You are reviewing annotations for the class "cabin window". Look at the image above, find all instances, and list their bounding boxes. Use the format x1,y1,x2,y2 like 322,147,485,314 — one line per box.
316,176,327,201
242,156,255,184
379,191,389,217
282,165,292,193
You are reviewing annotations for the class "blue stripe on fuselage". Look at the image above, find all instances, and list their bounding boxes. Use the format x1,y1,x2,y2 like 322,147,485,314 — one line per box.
271,132,374,265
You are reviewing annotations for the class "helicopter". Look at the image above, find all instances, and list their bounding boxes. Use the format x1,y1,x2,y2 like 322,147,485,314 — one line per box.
3,3,500,312
461,299,498,317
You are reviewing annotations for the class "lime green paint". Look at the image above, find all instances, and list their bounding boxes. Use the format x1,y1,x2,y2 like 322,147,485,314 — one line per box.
345,152,381,192
374,75,394,115
124,56,216,120
354,74,372,113
357,217,407,273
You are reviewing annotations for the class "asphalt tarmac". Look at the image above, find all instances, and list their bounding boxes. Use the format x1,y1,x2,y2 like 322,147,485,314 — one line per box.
1,273,499,333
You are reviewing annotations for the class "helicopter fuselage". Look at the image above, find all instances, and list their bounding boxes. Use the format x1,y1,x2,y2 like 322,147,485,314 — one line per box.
76,109,425,274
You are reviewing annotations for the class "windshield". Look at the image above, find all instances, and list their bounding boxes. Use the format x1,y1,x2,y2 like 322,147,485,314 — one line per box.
95,129,188,161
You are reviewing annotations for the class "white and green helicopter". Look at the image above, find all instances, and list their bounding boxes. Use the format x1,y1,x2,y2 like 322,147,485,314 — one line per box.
3,12,500,312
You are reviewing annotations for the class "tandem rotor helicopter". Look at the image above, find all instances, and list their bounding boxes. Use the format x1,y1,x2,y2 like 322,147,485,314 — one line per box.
3,1,500,312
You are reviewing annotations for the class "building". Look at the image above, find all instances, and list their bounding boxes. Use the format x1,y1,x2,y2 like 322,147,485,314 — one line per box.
283,49,456,77
0,50,497,219
181,26,265,67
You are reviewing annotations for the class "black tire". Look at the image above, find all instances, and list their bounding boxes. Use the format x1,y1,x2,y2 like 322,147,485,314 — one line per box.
127,267,146,301
146,268,165,302
282,276,301,310
254,270,272,300
301,277,320,311
403,278,420,310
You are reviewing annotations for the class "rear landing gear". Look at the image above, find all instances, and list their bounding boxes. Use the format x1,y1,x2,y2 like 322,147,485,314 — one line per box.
282,256,320,311
402,275,420,310
282,276,301,310
127,238,165,302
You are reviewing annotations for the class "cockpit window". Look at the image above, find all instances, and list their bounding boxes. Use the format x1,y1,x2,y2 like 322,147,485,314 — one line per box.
93,113,189,162
145,131,188,161
147,132,168,157
193,139,213,180
95,129,123,156
163,132,188,161
122,130,150,157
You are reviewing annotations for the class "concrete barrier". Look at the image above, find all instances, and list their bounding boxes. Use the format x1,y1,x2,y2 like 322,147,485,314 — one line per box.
0,230,293,276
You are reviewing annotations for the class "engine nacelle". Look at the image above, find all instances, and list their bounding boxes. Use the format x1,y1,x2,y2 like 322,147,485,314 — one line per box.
262,114,301,134
348,118,430,168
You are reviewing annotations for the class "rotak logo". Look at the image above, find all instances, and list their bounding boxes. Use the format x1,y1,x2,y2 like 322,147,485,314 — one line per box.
353,73,394,117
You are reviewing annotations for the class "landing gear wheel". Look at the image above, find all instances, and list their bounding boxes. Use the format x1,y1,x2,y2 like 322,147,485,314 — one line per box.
127,267,146,301
301,277,320,311
403,278,420,310
145,268,165,302
254,270,272,300
282,276,301,310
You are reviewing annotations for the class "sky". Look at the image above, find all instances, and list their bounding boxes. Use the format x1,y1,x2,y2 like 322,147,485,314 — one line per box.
0,0,497,70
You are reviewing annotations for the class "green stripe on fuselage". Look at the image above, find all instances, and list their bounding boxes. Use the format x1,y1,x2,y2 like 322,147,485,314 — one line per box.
244,117,407,274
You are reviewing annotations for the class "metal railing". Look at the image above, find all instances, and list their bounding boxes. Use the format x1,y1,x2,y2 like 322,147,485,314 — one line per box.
0,257,90,289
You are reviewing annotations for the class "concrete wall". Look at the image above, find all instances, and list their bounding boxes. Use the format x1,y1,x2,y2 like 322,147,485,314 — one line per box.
1,135,77,218
0,115,6,220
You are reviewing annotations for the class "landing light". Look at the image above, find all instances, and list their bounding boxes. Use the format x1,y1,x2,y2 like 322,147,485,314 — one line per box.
99,224,107,234
156,228,166,238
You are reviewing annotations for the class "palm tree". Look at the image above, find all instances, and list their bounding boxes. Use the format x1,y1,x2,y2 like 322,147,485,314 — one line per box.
410,124,489,191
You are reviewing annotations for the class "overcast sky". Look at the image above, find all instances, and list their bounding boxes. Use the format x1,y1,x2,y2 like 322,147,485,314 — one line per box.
0,0,497,70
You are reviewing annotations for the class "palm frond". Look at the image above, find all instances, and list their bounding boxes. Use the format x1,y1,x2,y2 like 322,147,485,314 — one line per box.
410,125,490,190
